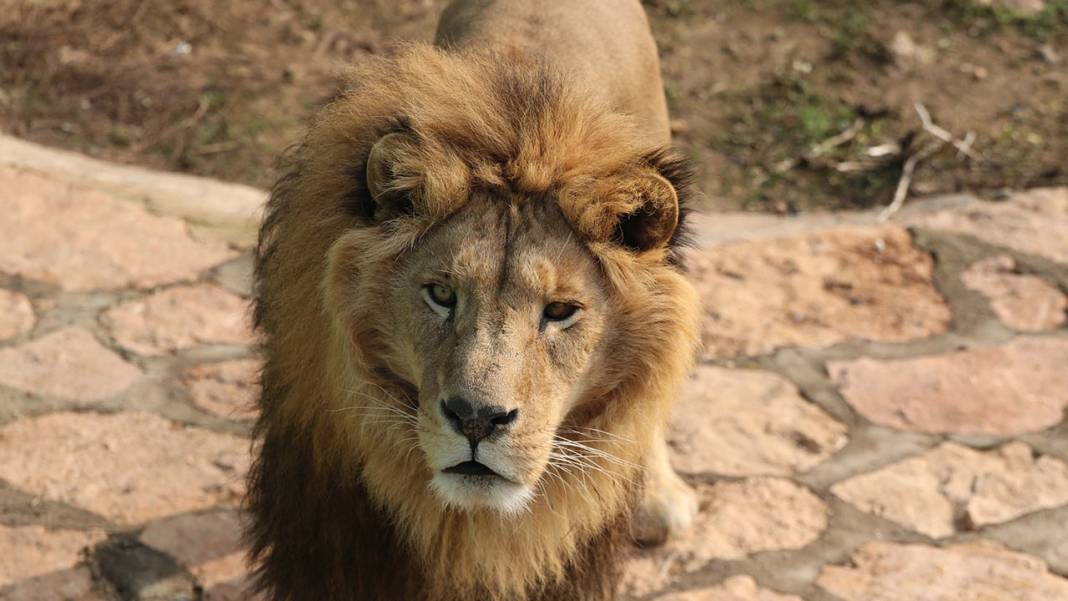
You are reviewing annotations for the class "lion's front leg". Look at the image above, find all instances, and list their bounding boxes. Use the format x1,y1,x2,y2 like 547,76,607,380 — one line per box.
631,424,697,546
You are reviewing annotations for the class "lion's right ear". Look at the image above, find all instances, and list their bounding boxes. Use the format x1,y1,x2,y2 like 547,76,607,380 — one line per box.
365,132,418,221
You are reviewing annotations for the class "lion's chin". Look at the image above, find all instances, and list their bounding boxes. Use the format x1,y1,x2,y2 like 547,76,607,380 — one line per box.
429,472,535,515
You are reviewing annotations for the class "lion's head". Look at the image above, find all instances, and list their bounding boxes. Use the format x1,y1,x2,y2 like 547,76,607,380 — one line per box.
250,45,699,599
325,126,686,514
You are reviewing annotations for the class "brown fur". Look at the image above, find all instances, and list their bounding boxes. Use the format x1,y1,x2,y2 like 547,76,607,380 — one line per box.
247,38,699,601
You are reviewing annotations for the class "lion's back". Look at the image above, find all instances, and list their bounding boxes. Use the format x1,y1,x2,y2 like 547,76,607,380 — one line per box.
434,0,671,147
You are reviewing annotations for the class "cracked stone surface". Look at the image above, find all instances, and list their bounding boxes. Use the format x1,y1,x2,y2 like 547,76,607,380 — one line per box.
657,576,802,601
0,327,141,401
832,442,1068,538
181,359,260,420
140,509,249,598
914,187,1068,263
622,479,827,597
961,255,1067,332
102,284,254,355
0,290,35,341
688,225,951,359
0,167,235,291
0,525,105,587
0,412,248,524
3,143,1067,600
829,336,1068,436
818,540,1068,601
0,568,106,601
671,366,848,476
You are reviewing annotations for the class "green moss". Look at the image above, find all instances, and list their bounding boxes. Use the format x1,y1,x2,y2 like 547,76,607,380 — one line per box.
788,0,818,21
709,74,906,210
945,0,1068,39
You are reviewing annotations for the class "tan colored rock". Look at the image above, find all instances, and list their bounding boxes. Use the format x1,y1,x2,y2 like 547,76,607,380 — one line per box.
139,509,265,601
0,290,35,340
102,284,254,355
0,167,236,291
141,509,249,591
688,225,950,359
622,479,826,597
0,567,106,601
0,327,141,400
889,31,934,65
0,524,105,587
182,359,260,420
654,576,802,601
0,134,264,247
818,540,1068,601
692,478,827,560
198,556,254,601
0,412,248,524
832,442,1068,538
671,366,847,476
962,255,1066,332
829,336,1068,436
915,187,1068,263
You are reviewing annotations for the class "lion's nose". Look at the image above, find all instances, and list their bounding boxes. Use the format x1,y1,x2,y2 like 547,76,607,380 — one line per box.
441,397,519,445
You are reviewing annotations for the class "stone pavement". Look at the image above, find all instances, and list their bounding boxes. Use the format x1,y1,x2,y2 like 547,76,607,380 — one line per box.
1,134,1067,601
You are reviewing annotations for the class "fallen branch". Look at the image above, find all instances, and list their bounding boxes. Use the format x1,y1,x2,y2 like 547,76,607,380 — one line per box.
914,102,982,162
956,131,976,159
877,103,982,221
774,118,865,173
877,139,943,222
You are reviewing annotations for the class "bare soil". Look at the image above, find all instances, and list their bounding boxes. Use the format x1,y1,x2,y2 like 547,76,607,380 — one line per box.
1,0,1065,212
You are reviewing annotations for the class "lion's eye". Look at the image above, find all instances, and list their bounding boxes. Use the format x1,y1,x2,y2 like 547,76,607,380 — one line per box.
543,302,579,323
423,283,457,314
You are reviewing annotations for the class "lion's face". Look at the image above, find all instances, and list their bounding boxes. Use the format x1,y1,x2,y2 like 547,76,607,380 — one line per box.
323,107,685,516
386,195,610,513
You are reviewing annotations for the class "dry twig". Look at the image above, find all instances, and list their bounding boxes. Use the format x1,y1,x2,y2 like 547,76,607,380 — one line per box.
914,102,982,161
774,118,865,173
876,139,943,222
877,103,982,222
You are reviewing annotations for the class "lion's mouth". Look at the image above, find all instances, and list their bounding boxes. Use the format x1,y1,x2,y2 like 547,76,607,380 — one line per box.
443,460,501,478
431,458,534,513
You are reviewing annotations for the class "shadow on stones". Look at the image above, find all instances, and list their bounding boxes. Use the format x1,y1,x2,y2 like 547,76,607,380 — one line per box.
92,534,201,601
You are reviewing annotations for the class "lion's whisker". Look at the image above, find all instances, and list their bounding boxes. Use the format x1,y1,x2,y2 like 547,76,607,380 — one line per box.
550,442,639,487
559,426,634,444
551,439,639,471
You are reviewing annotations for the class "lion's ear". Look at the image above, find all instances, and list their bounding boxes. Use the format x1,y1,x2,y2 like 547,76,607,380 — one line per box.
366,132,417,221
613,171,679,252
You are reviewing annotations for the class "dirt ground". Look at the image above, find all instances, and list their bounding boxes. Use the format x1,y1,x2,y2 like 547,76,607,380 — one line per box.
1,0,1065,212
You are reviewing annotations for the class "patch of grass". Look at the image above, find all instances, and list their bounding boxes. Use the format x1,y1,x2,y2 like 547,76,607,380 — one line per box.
787,0,818,22
815,5,895,65
799,104,835,139
242,115,273,138
720,75,857,153
768,2,887,64
944,0,1068,39
711,74,906,210
829,6,871,57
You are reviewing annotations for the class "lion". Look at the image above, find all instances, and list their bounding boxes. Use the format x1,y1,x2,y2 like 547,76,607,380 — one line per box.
246,1,701,600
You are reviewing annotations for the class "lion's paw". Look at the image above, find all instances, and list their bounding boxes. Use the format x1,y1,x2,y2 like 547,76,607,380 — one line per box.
630,470,698,546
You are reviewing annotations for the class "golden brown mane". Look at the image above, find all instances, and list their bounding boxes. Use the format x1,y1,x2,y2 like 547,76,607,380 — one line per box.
247,45,699,601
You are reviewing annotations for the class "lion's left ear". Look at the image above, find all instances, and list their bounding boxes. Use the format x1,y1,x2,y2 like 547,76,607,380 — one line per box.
560,161,687,254
613,171,679,252
365,132,418,222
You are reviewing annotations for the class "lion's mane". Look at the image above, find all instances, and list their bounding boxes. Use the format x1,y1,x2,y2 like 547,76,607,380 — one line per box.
247,45,699,601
